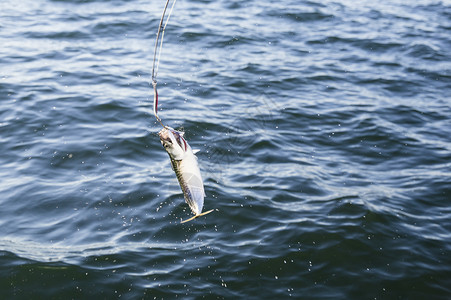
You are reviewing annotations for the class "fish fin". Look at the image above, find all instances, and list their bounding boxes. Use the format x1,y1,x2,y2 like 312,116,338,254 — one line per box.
180,215,198,224
192,149,200,154
180,209,215,224
174,129,184,136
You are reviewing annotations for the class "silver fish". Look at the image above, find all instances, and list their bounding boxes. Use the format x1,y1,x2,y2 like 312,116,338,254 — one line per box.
159,127,213,223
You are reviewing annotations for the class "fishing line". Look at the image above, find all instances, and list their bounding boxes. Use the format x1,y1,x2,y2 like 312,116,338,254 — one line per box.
152,0,177,128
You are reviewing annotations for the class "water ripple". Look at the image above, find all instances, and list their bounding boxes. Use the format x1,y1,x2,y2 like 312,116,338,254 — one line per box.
1,0,451,298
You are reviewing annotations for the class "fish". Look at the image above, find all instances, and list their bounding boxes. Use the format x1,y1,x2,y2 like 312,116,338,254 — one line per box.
158,127,214,223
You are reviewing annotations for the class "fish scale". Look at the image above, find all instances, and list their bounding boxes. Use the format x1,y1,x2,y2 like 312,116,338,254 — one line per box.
171,158,197,214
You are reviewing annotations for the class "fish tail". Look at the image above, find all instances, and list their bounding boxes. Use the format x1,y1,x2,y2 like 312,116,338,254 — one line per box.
180,209,215,224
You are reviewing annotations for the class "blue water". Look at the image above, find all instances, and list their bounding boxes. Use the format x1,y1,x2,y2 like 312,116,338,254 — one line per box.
1,0,450,298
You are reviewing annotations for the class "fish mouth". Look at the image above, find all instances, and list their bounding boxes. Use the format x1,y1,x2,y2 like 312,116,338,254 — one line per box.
158,128,171,143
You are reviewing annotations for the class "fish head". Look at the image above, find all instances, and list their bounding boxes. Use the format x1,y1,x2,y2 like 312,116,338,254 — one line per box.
158,127,188,160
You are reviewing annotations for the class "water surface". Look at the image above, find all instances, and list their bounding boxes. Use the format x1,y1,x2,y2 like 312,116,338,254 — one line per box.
1,0,450,299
